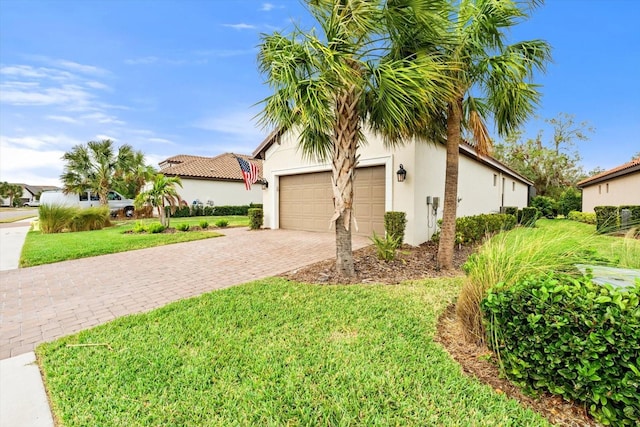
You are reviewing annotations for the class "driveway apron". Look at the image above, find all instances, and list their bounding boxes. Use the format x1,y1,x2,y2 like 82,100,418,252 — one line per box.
0,227,369,360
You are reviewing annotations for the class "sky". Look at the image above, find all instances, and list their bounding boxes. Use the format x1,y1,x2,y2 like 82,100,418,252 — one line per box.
1,0,638,186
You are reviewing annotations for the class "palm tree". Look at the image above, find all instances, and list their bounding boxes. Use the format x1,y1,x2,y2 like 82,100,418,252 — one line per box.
258,0,457,277
0,182,23,206
134,174,185,227
114,151,157,199
429,0,551,270
60,139,138,205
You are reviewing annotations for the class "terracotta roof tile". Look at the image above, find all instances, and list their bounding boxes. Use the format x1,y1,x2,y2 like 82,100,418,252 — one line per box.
577,157,640,187
158,153,263,181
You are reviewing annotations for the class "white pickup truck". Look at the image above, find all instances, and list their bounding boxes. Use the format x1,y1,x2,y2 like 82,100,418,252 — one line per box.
39,190,136,217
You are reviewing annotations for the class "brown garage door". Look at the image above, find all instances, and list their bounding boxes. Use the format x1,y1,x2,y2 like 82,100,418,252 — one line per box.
279,166,385,236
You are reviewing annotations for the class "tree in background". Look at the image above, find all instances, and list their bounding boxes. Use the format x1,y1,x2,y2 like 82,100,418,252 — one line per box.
134,174,185,227
557,187,582,216
493,113,593,199
114,151,157,199
0,182,24,206
60,139,147,205
258,0,457,276
427,0,551,270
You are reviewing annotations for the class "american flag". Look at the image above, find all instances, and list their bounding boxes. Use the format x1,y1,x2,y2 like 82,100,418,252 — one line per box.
236,156,259,190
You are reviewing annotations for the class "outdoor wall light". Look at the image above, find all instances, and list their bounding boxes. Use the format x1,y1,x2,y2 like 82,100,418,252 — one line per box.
396,164,407,182
261,179,269,190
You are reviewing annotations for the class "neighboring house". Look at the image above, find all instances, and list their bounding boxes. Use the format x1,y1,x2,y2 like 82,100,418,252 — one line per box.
158,153,263,206
1,184,59,206
253,129,533,246
577,157,640,212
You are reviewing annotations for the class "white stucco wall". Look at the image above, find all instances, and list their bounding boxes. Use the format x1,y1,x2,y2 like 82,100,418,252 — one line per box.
261,129,530,245
178,179,262,206
581,172,640,212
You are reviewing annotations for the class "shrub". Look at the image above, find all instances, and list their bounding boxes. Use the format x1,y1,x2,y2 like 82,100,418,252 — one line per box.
531,196,557,218
203,206,215,216
214,205,250,216
519,207,539,227
134,205,153,219
176,223,190,231
482,273,640,426
384,211,407,245
199,220,209,229
171,206,191,218
568,210,596,224
501,206,518,217
132,221,147,233
619,205,640,230
455,213,517,245
248,208,263,230
147,223,165,234
215,219,229,228
369,231,400,261
557,187,582,217
594,206,619,233
38,204,74,234
68,207,110,232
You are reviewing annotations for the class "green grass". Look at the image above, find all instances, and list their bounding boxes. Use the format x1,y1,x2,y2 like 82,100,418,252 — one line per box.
132,215,249,228
37,278,549,427
0,214,38,223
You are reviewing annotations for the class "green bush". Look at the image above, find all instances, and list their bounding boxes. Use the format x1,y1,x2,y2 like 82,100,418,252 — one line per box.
558,187,582,217
38,204,75,234
594,206,619,233
147,223,166,234
482,273,640,426
132,221,147,233
531,196,557,218
619,205,640,230
171,206,192,218
568,211,596,225
455,213,517,244
215,219,229,228
369,231,400,261
248,208,263,230
199,220,209,230
384,211,407,245
176,223,190,231
519,207,539,227
68,207,110,232
502,206,518,217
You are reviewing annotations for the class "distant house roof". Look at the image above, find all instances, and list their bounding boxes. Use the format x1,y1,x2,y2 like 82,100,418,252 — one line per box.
577,157,640,188
21,184,60,196
253,129,533,186
158,153,263,182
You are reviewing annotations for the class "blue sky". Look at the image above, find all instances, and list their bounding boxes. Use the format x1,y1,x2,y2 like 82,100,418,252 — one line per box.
1,0,638,186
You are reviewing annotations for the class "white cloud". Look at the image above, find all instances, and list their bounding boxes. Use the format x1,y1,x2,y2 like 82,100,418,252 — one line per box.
95,134,117,141
147,137,173,144
85,81,110,90
124,56,159,65
45,115,79,124
261,3,275,11
52,59,108,76
80,112,125,125
192,110,267,143
223,23,257,30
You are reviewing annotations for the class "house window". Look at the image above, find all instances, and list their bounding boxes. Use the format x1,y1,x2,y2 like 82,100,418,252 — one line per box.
512,181,515,191
599,185,601,194
493,174,497,186
606,183,609,193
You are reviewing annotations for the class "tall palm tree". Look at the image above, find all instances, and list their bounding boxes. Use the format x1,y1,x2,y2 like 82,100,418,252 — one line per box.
258,0,457,277
60,139,138,205
134,174,185,227
114,151,157,199
429,0,551,270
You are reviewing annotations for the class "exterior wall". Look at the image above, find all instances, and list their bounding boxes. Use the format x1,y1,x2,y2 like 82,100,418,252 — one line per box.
178,179,262,207
261,129,530,246
581,172,640,212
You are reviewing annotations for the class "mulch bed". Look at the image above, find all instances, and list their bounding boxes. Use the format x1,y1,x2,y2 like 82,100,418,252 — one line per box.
283,243,598,426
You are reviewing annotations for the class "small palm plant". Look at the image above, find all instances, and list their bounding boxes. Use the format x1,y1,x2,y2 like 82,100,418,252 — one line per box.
134,174,185,227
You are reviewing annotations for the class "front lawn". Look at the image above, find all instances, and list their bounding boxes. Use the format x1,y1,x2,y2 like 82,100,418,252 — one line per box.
37,278,549,426
20,221,225,267
131,215,249,228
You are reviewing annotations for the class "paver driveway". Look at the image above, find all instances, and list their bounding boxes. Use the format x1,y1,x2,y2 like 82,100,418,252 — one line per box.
0,228,369,359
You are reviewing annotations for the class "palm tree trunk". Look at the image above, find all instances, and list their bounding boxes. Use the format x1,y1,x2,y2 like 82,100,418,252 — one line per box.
437,98,463,270
331,86,360,277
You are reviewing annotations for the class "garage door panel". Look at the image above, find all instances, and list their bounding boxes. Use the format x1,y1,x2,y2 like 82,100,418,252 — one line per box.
280,166,384,236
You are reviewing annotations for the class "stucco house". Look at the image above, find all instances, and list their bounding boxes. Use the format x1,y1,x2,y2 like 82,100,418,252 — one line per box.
1,184,59,206
253,129,533,246
158,153,263,206
577,157,640,212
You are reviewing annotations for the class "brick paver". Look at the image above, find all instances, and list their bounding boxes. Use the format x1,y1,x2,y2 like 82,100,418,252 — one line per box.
0,228,369,359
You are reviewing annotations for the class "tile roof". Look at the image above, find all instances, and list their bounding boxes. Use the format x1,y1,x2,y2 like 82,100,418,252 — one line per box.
158,153,263,181
577,157,640,187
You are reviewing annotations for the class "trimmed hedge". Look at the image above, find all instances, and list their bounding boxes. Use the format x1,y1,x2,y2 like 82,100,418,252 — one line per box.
483,274,640,426
433,213,517,245
619,205,640,230
384,211,407,245
567,210,596,225
248,208,263,230
519,207,539,227
169,203,262,218
594,206,619,233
